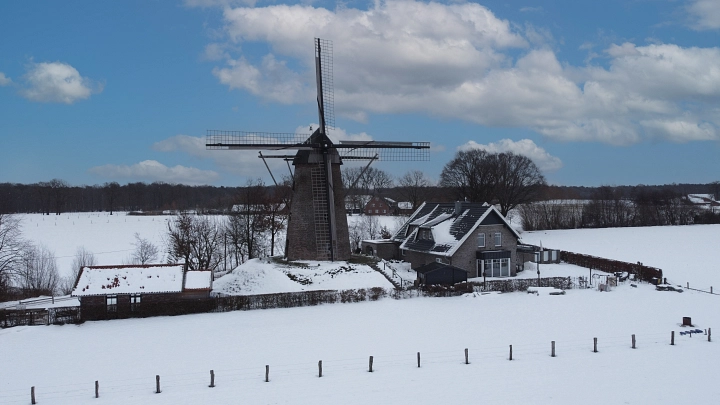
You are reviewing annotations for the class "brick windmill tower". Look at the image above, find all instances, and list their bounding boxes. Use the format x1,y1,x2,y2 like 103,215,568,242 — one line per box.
207,38,430,261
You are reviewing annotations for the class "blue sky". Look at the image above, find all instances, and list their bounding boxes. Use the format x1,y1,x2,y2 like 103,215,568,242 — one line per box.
1,0,719,187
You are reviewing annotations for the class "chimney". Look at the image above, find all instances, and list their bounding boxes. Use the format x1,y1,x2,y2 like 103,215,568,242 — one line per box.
454,201,462,216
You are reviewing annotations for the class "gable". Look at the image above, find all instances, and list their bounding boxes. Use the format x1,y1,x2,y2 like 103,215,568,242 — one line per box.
480,210,505,225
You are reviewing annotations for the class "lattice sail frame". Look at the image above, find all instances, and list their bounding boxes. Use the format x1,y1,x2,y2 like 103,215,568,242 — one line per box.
315,38,334,134
206,130,430,161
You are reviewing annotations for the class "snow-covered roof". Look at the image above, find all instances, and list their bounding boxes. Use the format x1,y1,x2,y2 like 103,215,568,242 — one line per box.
688,194,717,204
396,202,520,257
72,264,185,297
397,202,413,210
185,271,213,290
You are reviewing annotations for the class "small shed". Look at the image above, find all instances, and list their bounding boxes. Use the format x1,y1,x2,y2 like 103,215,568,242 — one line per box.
71,264,213,321
416,262,468,285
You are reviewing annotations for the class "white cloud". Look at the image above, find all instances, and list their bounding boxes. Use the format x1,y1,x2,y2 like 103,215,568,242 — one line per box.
89,160,219,185
687,0,720,30
21,61,102,104
201,1,720,145
0,72,11,86
519,6,542,13
459,139,563,172
640,119,718,142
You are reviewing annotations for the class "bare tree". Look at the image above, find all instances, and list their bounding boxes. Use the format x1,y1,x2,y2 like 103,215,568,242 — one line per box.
440,150,545,216
359,215,381,240
0,214,25,299
493,152,547,216
397,170,432,210
17,244,60,296
130,233,160,265
226,180,270,264
167,212,223,271
439,149,496,204
48,179,69,215
60,246,97,294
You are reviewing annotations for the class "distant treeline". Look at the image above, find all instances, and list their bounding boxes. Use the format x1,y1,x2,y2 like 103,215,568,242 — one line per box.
1,180,719,219
0,181,247,214
520,184,720,230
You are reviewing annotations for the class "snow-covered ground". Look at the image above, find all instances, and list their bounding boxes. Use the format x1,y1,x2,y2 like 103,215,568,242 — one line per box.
1,284,717,404
521,225,720,290
213,258,393,295
19,213,169,279
4,215,720,404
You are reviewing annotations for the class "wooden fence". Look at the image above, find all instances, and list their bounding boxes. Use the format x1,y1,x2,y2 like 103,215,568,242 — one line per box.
560,250,662,283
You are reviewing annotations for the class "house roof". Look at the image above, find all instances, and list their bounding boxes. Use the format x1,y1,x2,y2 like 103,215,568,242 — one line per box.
395,202,521,257
184,270,213,290
415,262,468,274
72,264,185,297
71,264,212,296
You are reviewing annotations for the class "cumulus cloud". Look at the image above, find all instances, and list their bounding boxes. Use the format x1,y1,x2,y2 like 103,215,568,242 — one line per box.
21,61,102,104
89,160,219,185
459,139,563,172
201,0,720,145
0,72,11,86
687,0,720,30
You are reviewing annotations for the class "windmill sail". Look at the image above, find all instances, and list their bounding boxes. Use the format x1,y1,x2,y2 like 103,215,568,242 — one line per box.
315,38,334,136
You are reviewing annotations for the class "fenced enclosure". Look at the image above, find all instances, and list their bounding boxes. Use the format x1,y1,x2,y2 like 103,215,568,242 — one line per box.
560,250,663,283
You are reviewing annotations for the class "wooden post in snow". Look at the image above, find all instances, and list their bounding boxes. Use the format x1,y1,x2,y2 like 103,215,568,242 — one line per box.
509,345,513,361
209,370,215,388
95,380,99,398
593,338,598,353
671,331,675,346
708,328,712,342
417,352,421,368
632,334,636,349
465,348,469,364
318,361,322,378
265,365,270,382
31,386,36,404
551,341,556,357
156,375,161,394
368,356,374,372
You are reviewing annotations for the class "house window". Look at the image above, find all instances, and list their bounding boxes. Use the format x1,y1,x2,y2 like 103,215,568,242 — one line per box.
478,233,485,247
375,210,379,213
106,295,117,312
494,232,502,246
401,249,406,256
479,258,510,277
130,294,141,311
382,209,386,214
372,203,375,207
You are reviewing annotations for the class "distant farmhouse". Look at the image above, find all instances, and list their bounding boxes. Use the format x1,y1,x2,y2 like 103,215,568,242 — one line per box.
363,195,414,216
362,202,522,282
687,194,719,211
71,264,212,321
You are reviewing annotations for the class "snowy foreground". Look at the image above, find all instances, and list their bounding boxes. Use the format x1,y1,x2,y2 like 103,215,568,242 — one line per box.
1,284,718,404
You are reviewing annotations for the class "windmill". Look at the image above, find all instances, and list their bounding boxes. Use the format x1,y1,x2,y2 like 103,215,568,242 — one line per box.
207,38,430,261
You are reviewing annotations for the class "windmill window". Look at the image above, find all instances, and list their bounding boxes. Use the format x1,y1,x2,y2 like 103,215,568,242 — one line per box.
494,232,502,246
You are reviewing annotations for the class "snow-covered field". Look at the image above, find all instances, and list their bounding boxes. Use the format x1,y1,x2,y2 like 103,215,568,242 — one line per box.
4,214,720,404
1,284,717,404
522,225,720,290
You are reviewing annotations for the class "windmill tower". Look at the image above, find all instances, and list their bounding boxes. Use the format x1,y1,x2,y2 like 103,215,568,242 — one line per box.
207,38,430,261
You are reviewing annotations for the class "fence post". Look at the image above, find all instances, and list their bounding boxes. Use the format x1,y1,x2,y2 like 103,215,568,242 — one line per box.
687,282,689,289
156,375,161,394
318,361,322,378
209,370,215,388
671,331,675,346
417,352,421,368
709,328,712,342
31,386,36,404
368,356,373,372
712,286,713,294
632,334,636,349
95,380,99,398
464,348,469,364
593,337,598,353
265,365,270,382
509,345,513,361
551,341,555,357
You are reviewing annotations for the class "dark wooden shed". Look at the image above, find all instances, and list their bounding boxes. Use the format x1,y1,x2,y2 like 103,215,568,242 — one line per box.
415,262,468,285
